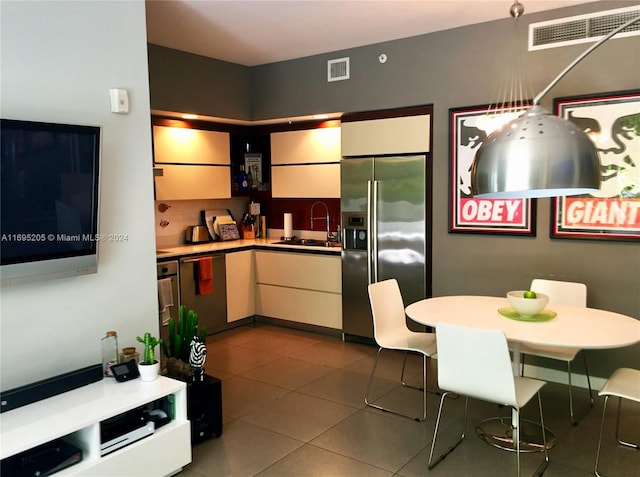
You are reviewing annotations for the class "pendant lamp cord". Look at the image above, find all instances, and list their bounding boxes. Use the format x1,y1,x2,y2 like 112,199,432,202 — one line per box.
534,15,640,105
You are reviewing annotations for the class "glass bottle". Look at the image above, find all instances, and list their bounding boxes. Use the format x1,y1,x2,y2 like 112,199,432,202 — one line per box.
237,165,249,192
101,331,119,377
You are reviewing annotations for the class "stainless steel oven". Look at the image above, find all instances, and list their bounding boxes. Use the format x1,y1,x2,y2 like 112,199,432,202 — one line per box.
157,260,180,366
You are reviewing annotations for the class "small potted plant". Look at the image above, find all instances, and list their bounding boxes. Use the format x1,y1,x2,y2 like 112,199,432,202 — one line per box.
136,332,162,381
161,305,207,380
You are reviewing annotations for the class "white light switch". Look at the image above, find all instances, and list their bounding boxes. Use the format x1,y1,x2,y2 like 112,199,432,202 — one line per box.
110,88,129,114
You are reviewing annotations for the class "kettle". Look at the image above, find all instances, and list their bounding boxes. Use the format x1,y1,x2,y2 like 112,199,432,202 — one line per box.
185,225,210,243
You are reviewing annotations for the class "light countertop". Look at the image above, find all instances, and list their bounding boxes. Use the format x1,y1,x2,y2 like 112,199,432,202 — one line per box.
156,238,341,259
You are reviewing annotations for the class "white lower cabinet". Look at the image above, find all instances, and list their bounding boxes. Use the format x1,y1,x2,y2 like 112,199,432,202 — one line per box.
254,251,342,329
0,377,190,477
226,250,256,322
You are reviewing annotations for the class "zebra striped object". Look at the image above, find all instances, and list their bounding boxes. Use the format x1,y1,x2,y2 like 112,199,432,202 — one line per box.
189,336,207,382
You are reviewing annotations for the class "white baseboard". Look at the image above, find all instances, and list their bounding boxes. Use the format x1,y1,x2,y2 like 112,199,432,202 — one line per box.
523,363,606,391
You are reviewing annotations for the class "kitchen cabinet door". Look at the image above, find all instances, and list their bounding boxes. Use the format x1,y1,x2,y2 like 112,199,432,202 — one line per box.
270,126,341,198
153,126,230,165
341,114,430,157
271,163,340,198
153,125,231,200
256,284,342,329
155,164,231,200
271,127,340,165
254,251,342,329
225,250,255,322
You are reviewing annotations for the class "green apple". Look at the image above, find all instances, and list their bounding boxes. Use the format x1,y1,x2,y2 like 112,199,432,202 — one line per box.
523,290,537,299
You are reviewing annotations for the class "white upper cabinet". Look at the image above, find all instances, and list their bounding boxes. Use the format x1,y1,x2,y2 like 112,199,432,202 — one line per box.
271,126,341,198
153,126,230,165
271,164,340,198
341,115,430,157
153,125,231,199
271,127,341,165
154,164,231,200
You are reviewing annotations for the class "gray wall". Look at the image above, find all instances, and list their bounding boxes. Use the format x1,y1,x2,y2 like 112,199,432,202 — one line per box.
148,44,252,119
1,1,158,391
148,1,639,378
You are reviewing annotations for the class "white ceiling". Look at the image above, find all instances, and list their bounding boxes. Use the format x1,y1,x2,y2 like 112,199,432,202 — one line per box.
145,0,595,66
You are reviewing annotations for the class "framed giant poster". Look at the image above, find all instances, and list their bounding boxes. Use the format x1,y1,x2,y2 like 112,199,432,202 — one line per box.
552,90,640,241
449,104,535,235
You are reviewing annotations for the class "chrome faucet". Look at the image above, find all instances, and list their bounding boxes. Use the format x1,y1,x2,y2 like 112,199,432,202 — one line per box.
310,201,332,241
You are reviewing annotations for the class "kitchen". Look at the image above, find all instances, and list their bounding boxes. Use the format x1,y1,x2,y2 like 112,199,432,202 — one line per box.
147,0,639,385
1,1,639,476
153,107,432,344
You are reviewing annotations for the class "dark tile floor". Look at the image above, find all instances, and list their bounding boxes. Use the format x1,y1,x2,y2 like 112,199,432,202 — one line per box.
177,323,639,477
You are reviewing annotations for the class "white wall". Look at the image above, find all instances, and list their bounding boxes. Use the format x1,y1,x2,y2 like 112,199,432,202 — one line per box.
0,1,158,390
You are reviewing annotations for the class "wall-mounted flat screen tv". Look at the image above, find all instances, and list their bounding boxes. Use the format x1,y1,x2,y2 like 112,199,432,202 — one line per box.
1,119,101,285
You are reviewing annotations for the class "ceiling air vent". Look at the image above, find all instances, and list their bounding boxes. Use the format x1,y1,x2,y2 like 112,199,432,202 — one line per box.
529,5,640,51
327,57,350,82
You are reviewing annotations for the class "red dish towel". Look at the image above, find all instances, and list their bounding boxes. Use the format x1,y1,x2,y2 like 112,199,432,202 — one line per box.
197,257,213,295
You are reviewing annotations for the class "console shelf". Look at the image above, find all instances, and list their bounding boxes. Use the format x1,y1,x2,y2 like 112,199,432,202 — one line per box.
0,376,191,476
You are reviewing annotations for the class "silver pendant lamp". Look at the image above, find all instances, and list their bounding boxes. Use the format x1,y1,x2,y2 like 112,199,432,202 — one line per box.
471,12,640,199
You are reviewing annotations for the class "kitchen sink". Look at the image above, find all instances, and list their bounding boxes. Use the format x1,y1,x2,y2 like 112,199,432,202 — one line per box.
272,239,341,248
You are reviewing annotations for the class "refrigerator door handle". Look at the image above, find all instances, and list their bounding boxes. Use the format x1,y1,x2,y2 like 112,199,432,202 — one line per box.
367,180,373,285
370,180,379,283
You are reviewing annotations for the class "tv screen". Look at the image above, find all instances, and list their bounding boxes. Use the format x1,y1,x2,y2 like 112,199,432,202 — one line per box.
1,119,101,285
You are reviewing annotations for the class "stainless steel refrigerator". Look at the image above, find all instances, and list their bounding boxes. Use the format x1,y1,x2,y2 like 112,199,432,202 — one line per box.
341,155,431,340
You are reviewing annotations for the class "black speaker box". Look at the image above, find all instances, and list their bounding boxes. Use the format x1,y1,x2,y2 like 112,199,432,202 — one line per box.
188,374,222,444
1,364,103,413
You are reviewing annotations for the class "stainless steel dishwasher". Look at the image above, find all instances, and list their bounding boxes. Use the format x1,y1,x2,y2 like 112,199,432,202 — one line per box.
179,254,227,334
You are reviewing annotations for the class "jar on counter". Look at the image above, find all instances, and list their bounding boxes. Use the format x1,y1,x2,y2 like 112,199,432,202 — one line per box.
120,346,139,364
101,331,119,377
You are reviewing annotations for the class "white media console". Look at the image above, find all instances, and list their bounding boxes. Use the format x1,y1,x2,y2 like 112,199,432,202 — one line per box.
0,376,191,476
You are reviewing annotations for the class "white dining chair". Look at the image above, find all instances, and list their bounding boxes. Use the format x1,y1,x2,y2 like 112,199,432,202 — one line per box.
594,367,640,477
520,278,593,425
364,279,437,421
428,322,549,477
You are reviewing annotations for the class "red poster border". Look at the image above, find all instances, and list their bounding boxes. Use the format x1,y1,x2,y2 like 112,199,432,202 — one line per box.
552,90,640,242
449,104,535,236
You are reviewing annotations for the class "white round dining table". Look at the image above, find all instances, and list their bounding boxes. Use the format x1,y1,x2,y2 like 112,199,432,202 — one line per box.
405,295,640,352
405,295,640,451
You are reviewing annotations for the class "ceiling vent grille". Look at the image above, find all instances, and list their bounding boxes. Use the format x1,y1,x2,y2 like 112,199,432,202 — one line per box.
327,57,350,82
528,5,640,51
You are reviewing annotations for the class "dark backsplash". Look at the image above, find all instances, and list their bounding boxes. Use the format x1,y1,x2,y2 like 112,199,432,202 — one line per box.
268,198,340,234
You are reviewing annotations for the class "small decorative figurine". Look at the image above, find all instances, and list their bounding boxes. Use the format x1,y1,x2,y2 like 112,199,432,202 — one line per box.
189,336,207,383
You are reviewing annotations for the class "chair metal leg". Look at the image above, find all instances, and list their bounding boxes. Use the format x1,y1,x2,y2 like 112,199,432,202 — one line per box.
567,361,576,425
512,396,548,477
364,347,427,421
400,352,410,386
567,354,594,426
594,395,638,477
594,395,610,477
515,408,521,477
614,396,639,449
534,392,550,477
428,393,467,470
583,352,594,406
522,352,593,425
401,352,440,395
